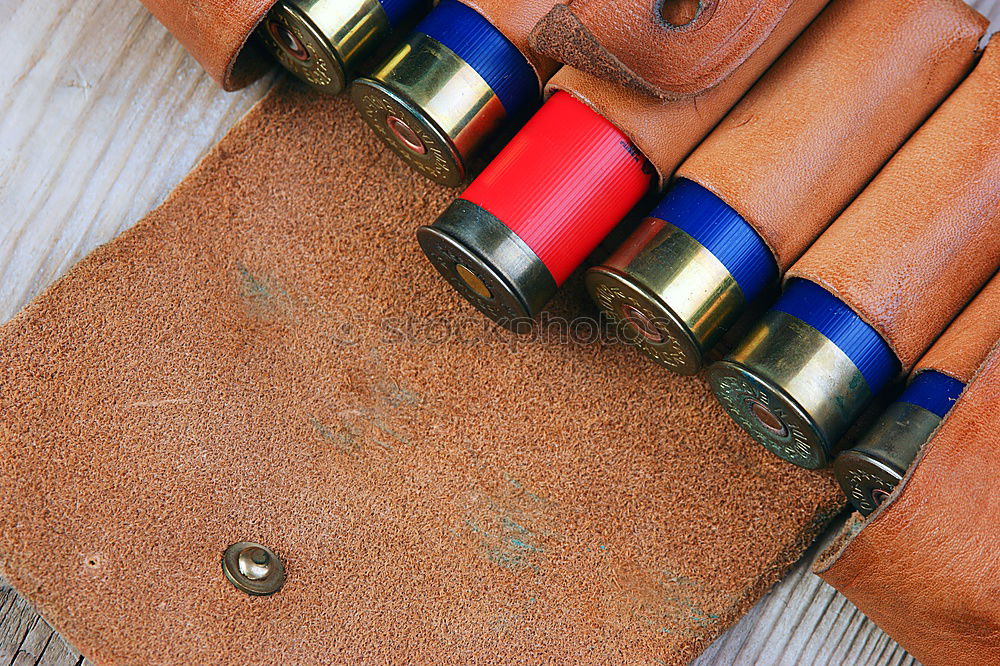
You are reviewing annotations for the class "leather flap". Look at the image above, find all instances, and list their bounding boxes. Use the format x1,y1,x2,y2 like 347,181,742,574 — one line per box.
0,87,842,664
814,340,1000,665
530,0,830,99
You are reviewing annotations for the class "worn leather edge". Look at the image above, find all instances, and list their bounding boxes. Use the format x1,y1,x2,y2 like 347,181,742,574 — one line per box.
813,341,1000,664
529,1,806,100
915,271,1000,383
223,21,274,91
140,0,278,90
530,5,641,95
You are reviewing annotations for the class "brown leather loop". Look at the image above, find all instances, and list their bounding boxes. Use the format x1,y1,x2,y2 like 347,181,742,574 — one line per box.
544,0,825,185
815,340,1000,664
916,272,1000,383
545,66,718,186
140,0,278,90
530,0,830,99
676,0,987,272
787,36,1000,370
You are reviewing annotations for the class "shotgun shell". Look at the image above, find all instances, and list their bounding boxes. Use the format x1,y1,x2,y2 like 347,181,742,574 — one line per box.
707,279,901,469
258,0,429,95
834,370,964,515
352,0,539,186
586,179,777,375
417,91,654,327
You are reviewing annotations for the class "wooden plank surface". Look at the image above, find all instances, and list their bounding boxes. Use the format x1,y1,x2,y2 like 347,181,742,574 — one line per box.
0,0,996,662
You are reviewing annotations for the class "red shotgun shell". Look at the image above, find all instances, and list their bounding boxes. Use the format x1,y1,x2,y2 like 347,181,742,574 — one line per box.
416,91,654,328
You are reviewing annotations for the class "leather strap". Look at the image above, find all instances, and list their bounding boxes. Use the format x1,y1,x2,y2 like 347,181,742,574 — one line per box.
140,0,277,90
917,272,1000,382
530,0,829,99
787,36,1000,370
815,340,1000,664
545,0,823,185
676,0,986,271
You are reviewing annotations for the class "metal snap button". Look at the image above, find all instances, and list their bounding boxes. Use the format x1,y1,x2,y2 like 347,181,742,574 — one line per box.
222,542,286,596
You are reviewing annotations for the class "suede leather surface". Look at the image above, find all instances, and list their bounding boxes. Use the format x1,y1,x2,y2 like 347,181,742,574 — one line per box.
530,0,830,99
787,36,1000,370
816,341,1000,665
916,271,1000,381
0,84,842,664
677,0,986,272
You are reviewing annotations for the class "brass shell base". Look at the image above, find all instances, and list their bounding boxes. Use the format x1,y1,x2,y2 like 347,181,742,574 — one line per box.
707,310,871,469
417,199,556,329
353,74,464,186
586,267,704,375
834,401,941,516
586,222,744,376
709,358,830,469
835,450,904,517
353,33,506,186
258,1,350,94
